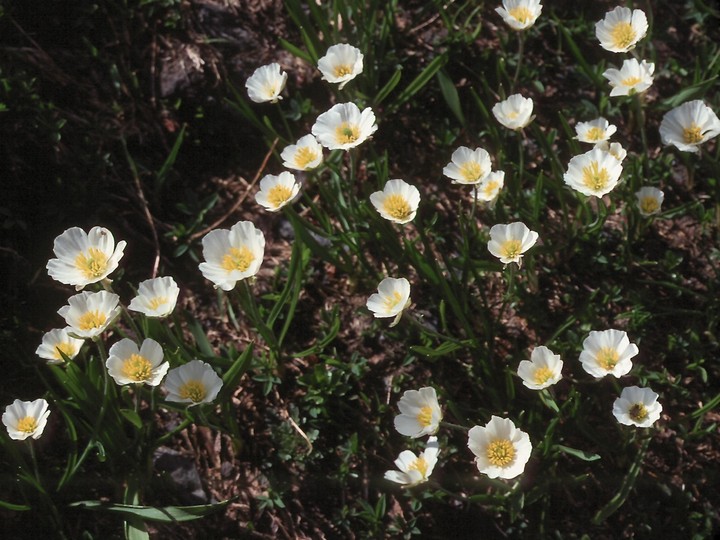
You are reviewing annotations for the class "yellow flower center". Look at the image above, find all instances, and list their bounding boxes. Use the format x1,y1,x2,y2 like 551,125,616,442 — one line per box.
682,124,703,144
54,341,77,361
267,184,294,209
178,380,207,403
487,439,516,467
78,310,108,332
629,403,648,422
383,194,412,221
639,196,660,215
581,162,610,192
383,291,404,311
596,347,620,371
335,122,360,145
17,416,39,433
74,247,109,280
147,296,169,311
508,6,533,23
533,366,554,384
584,127,605,141
121,353,154,382
333,64,353,78
506,110,520,120
417,405,433,427
220,246,255,273
408,456,429,478
264,84,278,99
294,147,319,169
621,76,642,88
482,181,500,198
460,161,484,183
500,239,523,260
610,22,637,50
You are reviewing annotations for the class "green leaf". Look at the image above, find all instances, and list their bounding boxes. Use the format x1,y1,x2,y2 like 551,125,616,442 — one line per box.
69,499,233,523
661,76,718,108
120,409,143,430
185,314,215,357
389,53,448,112
373,68,402,105
436,69,465,126
0,500,32,511
155,123,186,192
218,343,254,402
554,444,601,462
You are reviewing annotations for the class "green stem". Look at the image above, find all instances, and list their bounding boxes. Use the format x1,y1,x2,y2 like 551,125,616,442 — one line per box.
512,32,525,91
440,421,469,433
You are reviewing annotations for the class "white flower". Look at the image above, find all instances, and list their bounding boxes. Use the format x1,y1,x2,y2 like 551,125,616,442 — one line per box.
311,103,377,150
487,222,538,267
3,398,51,441
563,148,623,198
128,276,180,318
164,360,223,406
366,277,411,326
595,7,648,53
579,329,638,378
245,63,287,103
317,44,364,90
635,187,664,217
594,140,627,162
36,328,85,364
369,179,420,224
106,338,169,387
58,291,121,340
198,221,265,291
256,172,301,212
46,226,126,290
474,171,505,203
394,387,443,438
517,346,563,390
575,117,617,144
612,386,662,428
468,416,532,479
280,135,323,171
495,0,543,31
659,100,720,153
384,437,440,487
492,94,534,130
603,58,655,97
443,146,492,185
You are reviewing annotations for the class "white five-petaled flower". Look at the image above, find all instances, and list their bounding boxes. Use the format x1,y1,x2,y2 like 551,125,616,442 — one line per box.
563,148,623,198
311,102,378,150
612,386,662,428
487,222,539,267
164,360,223,406
256,172,301,212
366,277,411,326
495,0,543,31
635,186,664,217
280,134,323,171
594,140,627,162
369,179,420,224
443,146,492,185
394,387,443,438
474,171,505,203
517,346,563,390
575,117,617,144
198,221,265,291
106,338,169,387
579,329,638,378
595,6,648,53
384,437,440,487
36,328,85,364
128,276,180,318
603,58,655,97
468,416,532,479
58,291,121,340
659,100,720,153
46,226,126,290
3,398,51,441
492,94,535,130
317,44,364,90
245,63,287,104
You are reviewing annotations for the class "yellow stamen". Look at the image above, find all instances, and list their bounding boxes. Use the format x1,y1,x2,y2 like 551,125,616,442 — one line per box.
508,6,533,23
621,76,642,88
596,347,620,371
506,111,520,120
382,194,412,221
78,310,108,332
220,246,255,273
178,380,206,403
147,296,168,311
267,184,294,208
17,416,39,433
333,64,353,78
584,127,605,141
294,147,319,169
500,239,523,260
264,84,278,99
74,247,109,280
682,124,703,144
121,353,154,382
54,342,77,361
417,405,433,427
581,162,610,192
533,366,554,384
408,456,428,477
335,122,360,145
460,161,483,183
487,439,516,467
639,197,660,215
610,22,637,50
482,181,500,198
383,291,404,311
629,403,648,422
